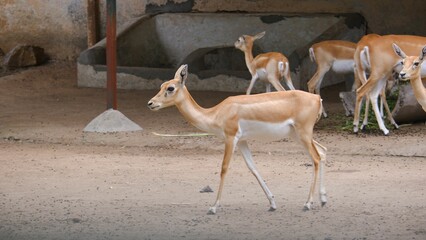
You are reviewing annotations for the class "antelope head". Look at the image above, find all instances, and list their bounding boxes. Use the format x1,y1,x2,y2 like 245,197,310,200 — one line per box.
234,31,265,52
147,65,188,111
392,43,426,81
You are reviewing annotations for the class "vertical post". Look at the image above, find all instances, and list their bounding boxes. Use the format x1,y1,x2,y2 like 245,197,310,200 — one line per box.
87,0,99,47
106,0,117,110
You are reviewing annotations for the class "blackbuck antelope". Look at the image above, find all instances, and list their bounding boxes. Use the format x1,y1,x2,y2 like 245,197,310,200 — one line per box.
354,34,398,131
148,65,327,214
393,43,426,112
234,32,296,95
307,40,357,117
353,35,426,135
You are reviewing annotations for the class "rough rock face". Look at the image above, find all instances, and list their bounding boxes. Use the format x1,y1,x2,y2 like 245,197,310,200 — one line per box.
392,84,426,123
0,48,4,66
3,45,48,68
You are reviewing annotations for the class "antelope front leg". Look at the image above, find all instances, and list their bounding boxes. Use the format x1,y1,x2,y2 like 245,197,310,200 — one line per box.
238,141,277,211
370,94,389,135
208,137,235,215
380,89,399,129
246,73,259,95
369,80,390,135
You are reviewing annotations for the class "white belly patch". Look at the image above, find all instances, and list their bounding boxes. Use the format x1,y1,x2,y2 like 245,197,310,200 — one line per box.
332,60,354,74
256,68,268,81
421,61,426,77
237,119,294,141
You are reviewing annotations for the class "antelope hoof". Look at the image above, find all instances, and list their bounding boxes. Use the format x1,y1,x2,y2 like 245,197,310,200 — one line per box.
393,123,399,129
320,194,327,206
382,129,390,136
268,206,277,212
353,125,359,134
303,202,313,211
207,207,217,215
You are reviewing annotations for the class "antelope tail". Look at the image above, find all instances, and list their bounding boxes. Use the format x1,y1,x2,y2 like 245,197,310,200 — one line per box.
360,46,371,69
316,99,323,123
309,47,316,62
278,61,288,77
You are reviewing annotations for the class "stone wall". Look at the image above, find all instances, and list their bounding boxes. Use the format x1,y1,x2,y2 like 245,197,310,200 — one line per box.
0,0,147,60
0,0,424,60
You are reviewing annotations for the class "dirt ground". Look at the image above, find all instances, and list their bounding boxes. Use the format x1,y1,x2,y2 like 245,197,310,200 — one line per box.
0,62,425,240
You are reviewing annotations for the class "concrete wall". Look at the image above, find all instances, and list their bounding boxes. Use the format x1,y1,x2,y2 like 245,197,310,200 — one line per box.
0,0,147,60
1,0,424,60
77,12,365,92
193,0,426,36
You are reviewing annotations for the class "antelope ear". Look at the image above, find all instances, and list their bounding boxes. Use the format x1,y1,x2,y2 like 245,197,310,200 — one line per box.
254,31,266,40
420,45,426,61
392,43,406,59
174,64,188,85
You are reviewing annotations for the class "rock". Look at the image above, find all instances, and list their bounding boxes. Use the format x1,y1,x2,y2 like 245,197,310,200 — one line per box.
200,185,213,193
392,84,426,124
3,45,48,68
0,48,4,68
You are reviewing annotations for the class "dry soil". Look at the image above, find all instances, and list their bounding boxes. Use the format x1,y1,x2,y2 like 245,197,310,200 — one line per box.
0,62,425,240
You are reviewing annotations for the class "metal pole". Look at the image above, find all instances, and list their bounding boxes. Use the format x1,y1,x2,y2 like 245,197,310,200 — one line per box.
106,0,117,110
87,0,99,47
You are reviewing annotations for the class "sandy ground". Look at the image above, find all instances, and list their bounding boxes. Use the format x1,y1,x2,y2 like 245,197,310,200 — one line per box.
0,62,425,240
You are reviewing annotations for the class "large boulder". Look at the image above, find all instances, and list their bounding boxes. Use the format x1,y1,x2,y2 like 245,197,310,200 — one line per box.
3,45,48,68
392,84,426,123
0,48,4,67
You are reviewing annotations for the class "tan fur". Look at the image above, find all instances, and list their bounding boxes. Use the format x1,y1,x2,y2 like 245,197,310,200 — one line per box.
148,65,327,214
234,32,295,94
353,34,397,131
393,44,426,111
353,35,426,135
307,40,356,117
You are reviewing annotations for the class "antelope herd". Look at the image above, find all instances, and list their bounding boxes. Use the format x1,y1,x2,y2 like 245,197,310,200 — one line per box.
148,33,426,214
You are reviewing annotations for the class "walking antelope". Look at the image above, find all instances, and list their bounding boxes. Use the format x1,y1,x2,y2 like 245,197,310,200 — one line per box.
392,43,426,111
148,65,327,214
353,35,426,135
307,40,357,117
234,32,295,95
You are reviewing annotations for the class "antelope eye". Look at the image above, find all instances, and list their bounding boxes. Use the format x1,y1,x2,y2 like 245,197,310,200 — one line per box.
166,86,175,92
413,62,420,67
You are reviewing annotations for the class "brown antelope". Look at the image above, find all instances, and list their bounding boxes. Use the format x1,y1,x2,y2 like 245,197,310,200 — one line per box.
234,31,295,95
148,65,327,214
354,34,398,131
393,43,426,111
353,35,426,135
307,40,357,117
